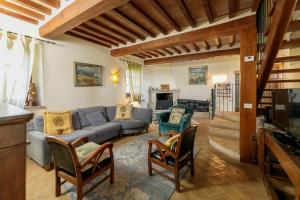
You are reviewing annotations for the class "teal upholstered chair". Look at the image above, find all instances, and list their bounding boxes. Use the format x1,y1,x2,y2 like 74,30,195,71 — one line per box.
157,105,194,136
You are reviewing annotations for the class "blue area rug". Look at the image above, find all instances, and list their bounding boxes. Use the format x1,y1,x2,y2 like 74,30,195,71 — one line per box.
63,133,200,200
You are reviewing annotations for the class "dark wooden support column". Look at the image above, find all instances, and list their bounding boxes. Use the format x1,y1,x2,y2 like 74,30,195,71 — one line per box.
240,27,257,164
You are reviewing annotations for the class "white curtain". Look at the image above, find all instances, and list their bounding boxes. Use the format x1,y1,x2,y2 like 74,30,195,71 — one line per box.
0,31,37,108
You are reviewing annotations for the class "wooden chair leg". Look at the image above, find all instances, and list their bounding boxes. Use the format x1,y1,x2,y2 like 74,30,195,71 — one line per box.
77,184,83,200
175,167,181,192
110,164,114,184
55,170,61,197
148,159,153,176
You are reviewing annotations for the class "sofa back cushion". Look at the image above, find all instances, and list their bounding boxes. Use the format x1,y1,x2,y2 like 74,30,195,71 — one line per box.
132,107,153,124
72,111,81,130
77,106,107,128
106,106,116,121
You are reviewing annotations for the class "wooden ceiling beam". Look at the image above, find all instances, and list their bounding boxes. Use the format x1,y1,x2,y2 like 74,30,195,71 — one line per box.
139,52,152,58
201,0,213,23
174,0,196,27
147,51,159,57
180,45,191,53
127,1,167,35
70,29,115,47
0,7,38,24
228,0,237,18
287,20,300,32
148,0,181,32
132,54,146,59
88,19,135,43
110,9,155,38
40,0,129,38
270,68,300,74
66,31,111,48
144,48,240,65
275,55,300,63
0,0,44,20
97,15,144,41
161,48,173,55
280,38,300,49
74,27,119,46
252,0,262,12
171,47,182,54
79,23,126,45
153,50,166,56
12,0,51,15
214,38,222,48
202,41,210,50
111,15,255,57
36,0,60,9
229,34,236,47
192,43,200,51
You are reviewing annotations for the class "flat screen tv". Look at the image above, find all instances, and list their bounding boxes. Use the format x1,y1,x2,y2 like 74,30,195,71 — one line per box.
272,89,300,140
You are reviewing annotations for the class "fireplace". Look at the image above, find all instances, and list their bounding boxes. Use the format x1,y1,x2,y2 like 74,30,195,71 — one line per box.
156,93,173,110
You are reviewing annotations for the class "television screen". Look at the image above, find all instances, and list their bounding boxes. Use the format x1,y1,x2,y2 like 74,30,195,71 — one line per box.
272,89,300,140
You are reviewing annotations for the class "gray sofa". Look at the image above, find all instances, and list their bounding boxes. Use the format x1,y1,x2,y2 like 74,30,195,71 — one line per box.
26,105,152,168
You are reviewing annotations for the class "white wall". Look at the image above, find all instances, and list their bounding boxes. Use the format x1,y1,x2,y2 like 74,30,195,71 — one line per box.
143,55,240,102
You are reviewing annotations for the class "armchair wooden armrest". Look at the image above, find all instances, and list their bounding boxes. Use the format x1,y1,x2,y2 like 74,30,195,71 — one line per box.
71,137,89,148
80,142,113,169
148,139,176,159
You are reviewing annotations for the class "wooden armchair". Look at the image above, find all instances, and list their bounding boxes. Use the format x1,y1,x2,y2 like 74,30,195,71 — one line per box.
46,136,114,200
148,126,197,192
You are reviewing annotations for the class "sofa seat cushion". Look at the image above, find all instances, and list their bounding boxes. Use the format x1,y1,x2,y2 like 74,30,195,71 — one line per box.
82,122,121,136
160,122,179,129
111,119,147,130
59,130,96,142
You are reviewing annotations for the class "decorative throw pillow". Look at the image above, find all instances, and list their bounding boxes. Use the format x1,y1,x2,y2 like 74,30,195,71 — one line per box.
86,111,107,126
44,111,73,135
115,104,133,120
163,134,180,152
168,107,185,124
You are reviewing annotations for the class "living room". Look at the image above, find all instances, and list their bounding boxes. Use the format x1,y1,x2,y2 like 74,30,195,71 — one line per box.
1,0,300,200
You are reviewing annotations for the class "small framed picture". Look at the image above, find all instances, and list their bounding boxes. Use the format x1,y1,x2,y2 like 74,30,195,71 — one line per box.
189,66,208,85
74,62,102,86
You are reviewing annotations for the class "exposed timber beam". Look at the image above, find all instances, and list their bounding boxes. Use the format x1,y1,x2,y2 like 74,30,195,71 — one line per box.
148,0,180,32
79,23,126,45
127,1,167,35
174,0,196,27
268,79,300,83
110,9,155,38
201,0,213,23
280,38,300,49
275,55,300,63
202,41,210,50
153,50,165,56
270,68,300,74
229,34,236,47
147,51,159,57
132,54,146,59
111,15,255,57
192,43,200,51
0,0,44,20
287,20,300,32
162,48,173,55
144,48,240,65
66,31,111,48
40,0,129,38
180,45,191,53
252,0,261,12
170,47,182,54
257,0,297,103
36,0,60,9
140,52,152,58
228,0,237,18
0,7,38,24
12,0,51,15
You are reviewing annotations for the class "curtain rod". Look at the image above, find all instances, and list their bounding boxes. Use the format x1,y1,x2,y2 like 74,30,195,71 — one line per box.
0,29,56,45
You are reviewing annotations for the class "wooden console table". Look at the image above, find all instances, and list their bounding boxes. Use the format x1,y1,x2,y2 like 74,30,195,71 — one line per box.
0,104,33,200
259,128,300,200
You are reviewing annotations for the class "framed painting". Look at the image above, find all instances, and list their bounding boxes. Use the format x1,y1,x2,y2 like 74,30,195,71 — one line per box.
189,66,208,85
74,62,102,86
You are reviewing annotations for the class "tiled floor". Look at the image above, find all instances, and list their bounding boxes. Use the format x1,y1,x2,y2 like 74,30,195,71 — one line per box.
26,118,270,200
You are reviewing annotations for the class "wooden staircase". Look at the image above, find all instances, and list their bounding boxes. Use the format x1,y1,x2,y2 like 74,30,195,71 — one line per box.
256,0,300,108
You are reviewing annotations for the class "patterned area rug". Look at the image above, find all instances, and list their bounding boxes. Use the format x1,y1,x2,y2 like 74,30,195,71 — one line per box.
63,133,200,200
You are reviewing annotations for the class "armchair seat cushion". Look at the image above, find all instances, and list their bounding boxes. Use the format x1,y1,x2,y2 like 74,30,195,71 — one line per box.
111,119,147,130
151,150,189,167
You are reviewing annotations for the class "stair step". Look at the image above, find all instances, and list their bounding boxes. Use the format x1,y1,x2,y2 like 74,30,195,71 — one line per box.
271,178,295,196
208,135,240,160
209,127,239,140
209,116,239,130
215,112,240,122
